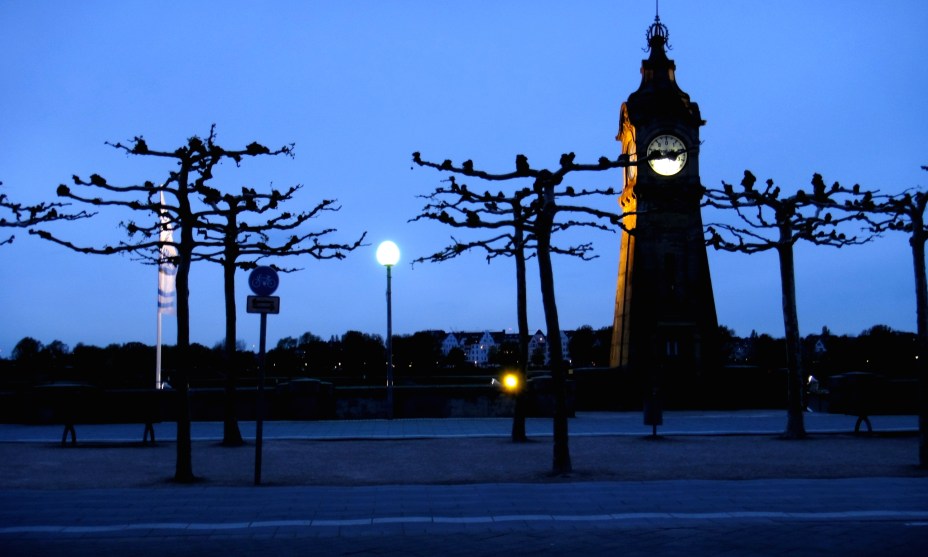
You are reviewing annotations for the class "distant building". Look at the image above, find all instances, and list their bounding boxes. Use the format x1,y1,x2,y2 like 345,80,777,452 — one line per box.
441,329,570,367
813,338,828,357
727,338,754,364
440,332,463,356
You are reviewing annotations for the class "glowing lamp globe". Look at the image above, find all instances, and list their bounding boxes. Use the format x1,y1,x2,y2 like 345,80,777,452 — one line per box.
376,241,400,267
501,372,521,393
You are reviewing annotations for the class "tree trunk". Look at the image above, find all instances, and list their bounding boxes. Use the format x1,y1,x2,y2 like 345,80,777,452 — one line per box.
536,191,571,474
173,242,196,481
172,171,195,483
777,230,807,439
910,222,927,467
511,218,529,442
221,254,244,447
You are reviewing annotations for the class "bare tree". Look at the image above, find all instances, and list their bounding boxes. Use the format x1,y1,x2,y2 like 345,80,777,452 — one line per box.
31,126,293,482
191,186,366,446
410,175,599,442
863,166,928,467
1,181,92,246
703,171,872,439
118,182,367,446
413,152,627,474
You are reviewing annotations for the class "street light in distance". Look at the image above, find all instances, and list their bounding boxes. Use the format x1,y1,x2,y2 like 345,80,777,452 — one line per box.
376,240,400,418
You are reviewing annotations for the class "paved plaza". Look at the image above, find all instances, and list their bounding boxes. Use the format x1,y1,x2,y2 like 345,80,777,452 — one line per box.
1,411,926,556
0,409,918,443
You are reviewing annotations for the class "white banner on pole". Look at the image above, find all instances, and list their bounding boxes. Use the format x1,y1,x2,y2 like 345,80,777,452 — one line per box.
158,191,177,315
156,190,177,389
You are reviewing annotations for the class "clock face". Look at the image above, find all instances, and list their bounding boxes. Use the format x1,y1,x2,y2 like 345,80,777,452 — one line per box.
624,139,637,186
647,134,687,176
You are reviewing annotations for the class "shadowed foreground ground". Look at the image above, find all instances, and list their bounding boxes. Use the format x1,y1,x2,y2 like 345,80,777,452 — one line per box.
1,432,923,489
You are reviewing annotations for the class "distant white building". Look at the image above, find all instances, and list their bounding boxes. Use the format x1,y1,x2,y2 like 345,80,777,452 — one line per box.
441,329,570,367
441,333,463,356
527,329,571,365
441,330,501,367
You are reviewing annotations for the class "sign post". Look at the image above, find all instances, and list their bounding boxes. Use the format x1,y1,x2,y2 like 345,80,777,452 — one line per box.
247,266,280,486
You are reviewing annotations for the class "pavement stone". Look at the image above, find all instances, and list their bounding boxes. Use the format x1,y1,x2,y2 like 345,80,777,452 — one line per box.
0,411,925,556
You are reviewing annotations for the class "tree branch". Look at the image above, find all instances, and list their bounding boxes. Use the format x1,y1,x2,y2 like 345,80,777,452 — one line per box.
704,170,877,253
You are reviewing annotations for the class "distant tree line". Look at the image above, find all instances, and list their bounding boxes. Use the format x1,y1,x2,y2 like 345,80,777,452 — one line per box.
1,337,246,389
719,324,919,381
2,324,917,389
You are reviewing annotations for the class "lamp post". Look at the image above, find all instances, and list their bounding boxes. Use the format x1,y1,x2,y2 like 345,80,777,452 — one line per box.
376,240,400,419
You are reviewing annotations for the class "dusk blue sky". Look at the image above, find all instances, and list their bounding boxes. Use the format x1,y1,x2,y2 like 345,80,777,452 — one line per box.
1,1,926,359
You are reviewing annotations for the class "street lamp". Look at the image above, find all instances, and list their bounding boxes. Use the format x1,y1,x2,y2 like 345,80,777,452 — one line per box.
376,240,400,418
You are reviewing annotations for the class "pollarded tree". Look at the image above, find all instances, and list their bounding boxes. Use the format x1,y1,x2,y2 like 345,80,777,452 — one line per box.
703,171,873,439
125,183,366,446
31,126,293,482
0,181,92,246
863,166,928,467
412,151,629,474
201,189,365,446
409,175,601,442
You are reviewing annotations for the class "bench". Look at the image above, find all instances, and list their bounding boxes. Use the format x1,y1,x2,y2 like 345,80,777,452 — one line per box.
824,372,882,434
31,383,162,446
59,419,156,446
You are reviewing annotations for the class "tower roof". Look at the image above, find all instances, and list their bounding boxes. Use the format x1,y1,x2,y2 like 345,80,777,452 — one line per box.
625,14,703,128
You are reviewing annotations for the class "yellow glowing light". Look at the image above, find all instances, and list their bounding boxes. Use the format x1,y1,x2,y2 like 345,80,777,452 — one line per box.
501,372,521,393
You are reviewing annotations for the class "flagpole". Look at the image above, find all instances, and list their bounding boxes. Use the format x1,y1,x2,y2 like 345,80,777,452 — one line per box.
156,309,163,390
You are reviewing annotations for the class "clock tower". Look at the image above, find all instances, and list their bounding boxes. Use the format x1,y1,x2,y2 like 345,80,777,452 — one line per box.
609,15,719,395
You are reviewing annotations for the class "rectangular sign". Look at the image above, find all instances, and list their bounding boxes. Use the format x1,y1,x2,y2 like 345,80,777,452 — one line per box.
246,295,280,314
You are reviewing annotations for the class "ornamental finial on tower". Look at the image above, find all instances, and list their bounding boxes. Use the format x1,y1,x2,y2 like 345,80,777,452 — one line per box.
645,4,670,52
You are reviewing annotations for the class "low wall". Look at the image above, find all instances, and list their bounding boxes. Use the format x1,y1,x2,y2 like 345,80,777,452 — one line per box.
0,380,577,424
334,385,517,420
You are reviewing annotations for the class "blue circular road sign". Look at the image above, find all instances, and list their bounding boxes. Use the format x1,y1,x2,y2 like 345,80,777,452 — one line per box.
249,266,279,296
